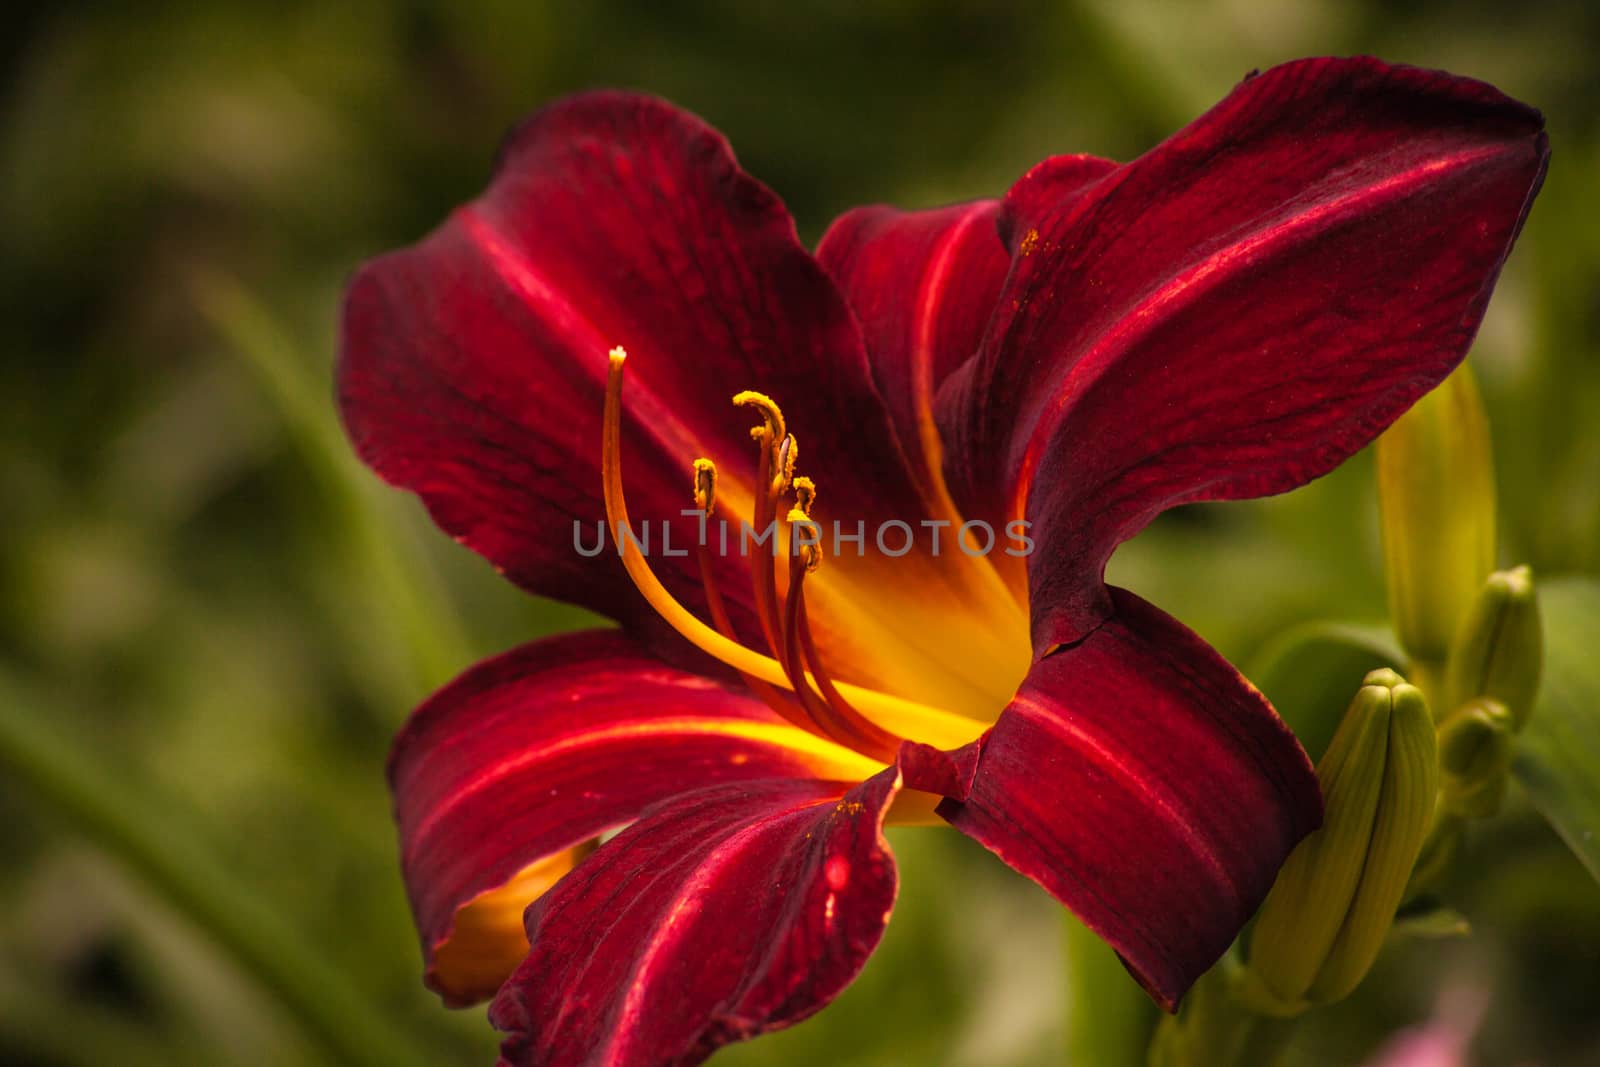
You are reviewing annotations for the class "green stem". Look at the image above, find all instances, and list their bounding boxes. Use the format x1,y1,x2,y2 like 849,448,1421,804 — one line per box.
1149,958,1295,1067
1408,657,1451,720
0,677,437,1067
1233,1014,1295,1065
1064,914,1156,1064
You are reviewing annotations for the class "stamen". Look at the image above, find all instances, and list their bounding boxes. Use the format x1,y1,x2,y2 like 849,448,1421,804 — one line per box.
601,346,973,751
786,505,822,572
689,457,802,723
732,395,863,748
745,423,787,661
784,551,901,761
604,348,812,735
780,499,900,759
760,506,876,754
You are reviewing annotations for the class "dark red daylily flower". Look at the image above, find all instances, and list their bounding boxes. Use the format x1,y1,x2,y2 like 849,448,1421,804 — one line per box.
339,57,1546,1065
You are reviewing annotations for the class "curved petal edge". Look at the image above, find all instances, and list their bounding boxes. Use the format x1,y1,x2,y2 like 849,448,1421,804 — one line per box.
937,588,1323,1009
487,774,889,1065
388,629,880,1005
934,57,1549,649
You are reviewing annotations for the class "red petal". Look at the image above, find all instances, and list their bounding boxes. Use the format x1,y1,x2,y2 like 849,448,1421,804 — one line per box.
488,763,922,1067
936,588,1322,1009
339,91,923,653
996,153,1121,253
934,58,1548,648
389,629,879,1005
815,199,1007,506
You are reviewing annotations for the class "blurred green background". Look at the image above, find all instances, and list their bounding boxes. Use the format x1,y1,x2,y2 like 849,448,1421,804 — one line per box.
2,2,1597,1065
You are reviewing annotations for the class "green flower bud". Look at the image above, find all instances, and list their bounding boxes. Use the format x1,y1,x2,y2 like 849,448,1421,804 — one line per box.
1245,670,1438,1011
1438,698,1516,818
1377,365,1497,668
1445,566,1543,730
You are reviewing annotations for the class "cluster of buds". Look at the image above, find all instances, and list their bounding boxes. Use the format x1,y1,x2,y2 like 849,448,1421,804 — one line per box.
1241,364,1545,1016
1436,565,1542,817
1378,365,1544,820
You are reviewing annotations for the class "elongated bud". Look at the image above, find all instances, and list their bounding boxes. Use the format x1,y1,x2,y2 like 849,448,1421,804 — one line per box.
1244,670,1437,1011
1377,365,1497,667
1445,566,1542,730
1438,698,1515,818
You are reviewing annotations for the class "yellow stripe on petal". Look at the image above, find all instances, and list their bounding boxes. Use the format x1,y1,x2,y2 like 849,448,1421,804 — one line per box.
512,717,889,782
426,720,888,1004
685,719,890,777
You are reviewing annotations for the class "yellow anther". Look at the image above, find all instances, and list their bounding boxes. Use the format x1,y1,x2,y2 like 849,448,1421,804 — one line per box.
779,434,799,488
734,390,792,489
787,505,823,572
601,346,978,750
692,458,717,516
793,475,817,516
733,390,787,444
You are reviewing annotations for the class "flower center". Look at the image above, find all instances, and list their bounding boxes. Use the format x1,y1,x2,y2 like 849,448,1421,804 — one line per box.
601,346,984,760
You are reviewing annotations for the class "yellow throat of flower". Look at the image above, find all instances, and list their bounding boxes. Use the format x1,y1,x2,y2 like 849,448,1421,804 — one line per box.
600,346,989,759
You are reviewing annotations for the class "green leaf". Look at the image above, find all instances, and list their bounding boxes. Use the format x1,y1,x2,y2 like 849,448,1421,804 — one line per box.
1512,576,1600,884
193,273,476,697
0,673,441,1067
1246,622,1405,763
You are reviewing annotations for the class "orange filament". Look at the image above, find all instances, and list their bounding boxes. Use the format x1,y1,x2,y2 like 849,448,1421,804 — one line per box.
745,427,788,662
601,346,972,755
784,552,902,760
767,502,900,758
690,456,806,726
726,411,903,759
